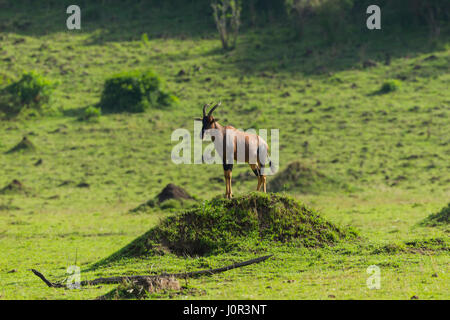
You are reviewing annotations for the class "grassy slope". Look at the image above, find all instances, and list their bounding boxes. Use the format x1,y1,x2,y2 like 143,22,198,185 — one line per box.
0,2,449,299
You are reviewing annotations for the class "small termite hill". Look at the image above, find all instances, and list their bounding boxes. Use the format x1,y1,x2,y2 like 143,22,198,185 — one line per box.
0,179,28,195
97,193,358,266
5,136,36,154
421,203,450,226
130,183,197,213
157,183,193,202
268,161,351,194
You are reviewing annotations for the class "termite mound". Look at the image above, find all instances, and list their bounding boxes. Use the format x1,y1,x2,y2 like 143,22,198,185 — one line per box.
420,203,450,226
98,192,358,266
0,179,28,195
130,183,197,213
268,161,352,194
5,136,36,154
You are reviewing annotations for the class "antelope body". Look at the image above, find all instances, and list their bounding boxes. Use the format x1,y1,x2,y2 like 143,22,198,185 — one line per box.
196,102,271,199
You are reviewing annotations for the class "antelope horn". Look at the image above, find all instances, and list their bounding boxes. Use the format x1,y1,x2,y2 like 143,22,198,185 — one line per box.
203,103,210,117
208,101,221,116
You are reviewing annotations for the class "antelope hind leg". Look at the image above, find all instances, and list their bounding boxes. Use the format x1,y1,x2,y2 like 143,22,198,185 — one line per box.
250,164,262,191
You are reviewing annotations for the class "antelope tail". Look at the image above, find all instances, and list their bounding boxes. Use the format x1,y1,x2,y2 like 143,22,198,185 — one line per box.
266,156,276,175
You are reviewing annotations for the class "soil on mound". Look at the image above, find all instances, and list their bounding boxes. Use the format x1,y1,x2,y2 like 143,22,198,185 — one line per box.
0,179,27,195
157,183,193,202
268,161,347,193
421,203,449,226
5,136,36,154
100,193,358,265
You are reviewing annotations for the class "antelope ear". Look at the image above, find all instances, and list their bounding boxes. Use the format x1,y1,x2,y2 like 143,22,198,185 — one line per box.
194,118,203,121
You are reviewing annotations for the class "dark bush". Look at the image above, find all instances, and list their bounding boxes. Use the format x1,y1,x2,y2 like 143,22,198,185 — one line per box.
379,79,401,94
99,69,178,113
0,71,56,118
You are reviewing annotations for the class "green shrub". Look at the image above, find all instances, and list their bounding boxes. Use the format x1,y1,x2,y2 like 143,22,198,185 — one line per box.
80,106,101,122
158,90,179,106
141,33,149,46
379,79,401,93
0,71,56,118
99,69,177,113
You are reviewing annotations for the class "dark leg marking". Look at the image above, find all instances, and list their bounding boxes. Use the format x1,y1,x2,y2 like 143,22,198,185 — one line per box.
223,163,233,171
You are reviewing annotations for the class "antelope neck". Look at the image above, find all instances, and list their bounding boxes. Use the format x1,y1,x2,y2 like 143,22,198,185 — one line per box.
213,121,225,134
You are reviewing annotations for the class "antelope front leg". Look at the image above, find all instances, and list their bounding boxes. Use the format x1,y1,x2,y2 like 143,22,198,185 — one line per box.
223,164,233,199
261,175,266,193
228,171,233,198
223,170,229,198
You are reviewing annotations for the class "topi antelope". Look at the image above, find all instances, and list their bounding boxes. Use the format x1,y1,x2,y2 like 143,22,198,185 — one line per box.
196,102,272,199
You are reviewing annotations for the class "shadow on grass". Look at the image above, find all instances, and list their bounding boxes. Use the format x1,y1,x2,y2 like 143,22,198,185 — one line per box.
0,0,215,42
61,106,86,118
1,0,449,78
225,26,449,76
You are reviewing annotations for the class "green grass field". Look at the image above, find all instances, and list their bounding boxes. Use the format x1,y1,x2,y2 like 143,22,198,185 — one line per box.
0,1,449,300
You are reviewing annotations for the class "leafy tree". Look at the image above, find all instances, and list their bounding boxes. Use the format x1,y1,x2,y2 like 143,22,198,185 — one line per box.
211,0,242,50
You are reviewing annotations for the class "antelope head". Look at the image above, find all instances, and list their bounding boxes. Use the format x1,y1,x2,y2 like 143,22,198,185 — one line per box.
195,102,221,139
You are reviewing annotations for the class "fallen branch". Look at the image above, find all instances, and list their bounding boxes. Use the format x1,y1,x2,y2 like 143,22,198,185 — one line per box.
31,254,273,288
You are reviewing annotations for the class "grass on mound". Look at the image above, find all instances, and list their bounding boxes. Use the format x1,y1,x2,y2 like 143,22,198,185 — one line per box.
421,203,450,226
97,193,358,266
268,161,352,194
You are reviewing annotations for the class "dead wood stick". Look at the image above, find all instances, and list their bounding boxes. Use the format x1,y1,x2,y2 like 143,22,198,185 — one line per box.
31,269,63,288
31,254,273,288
